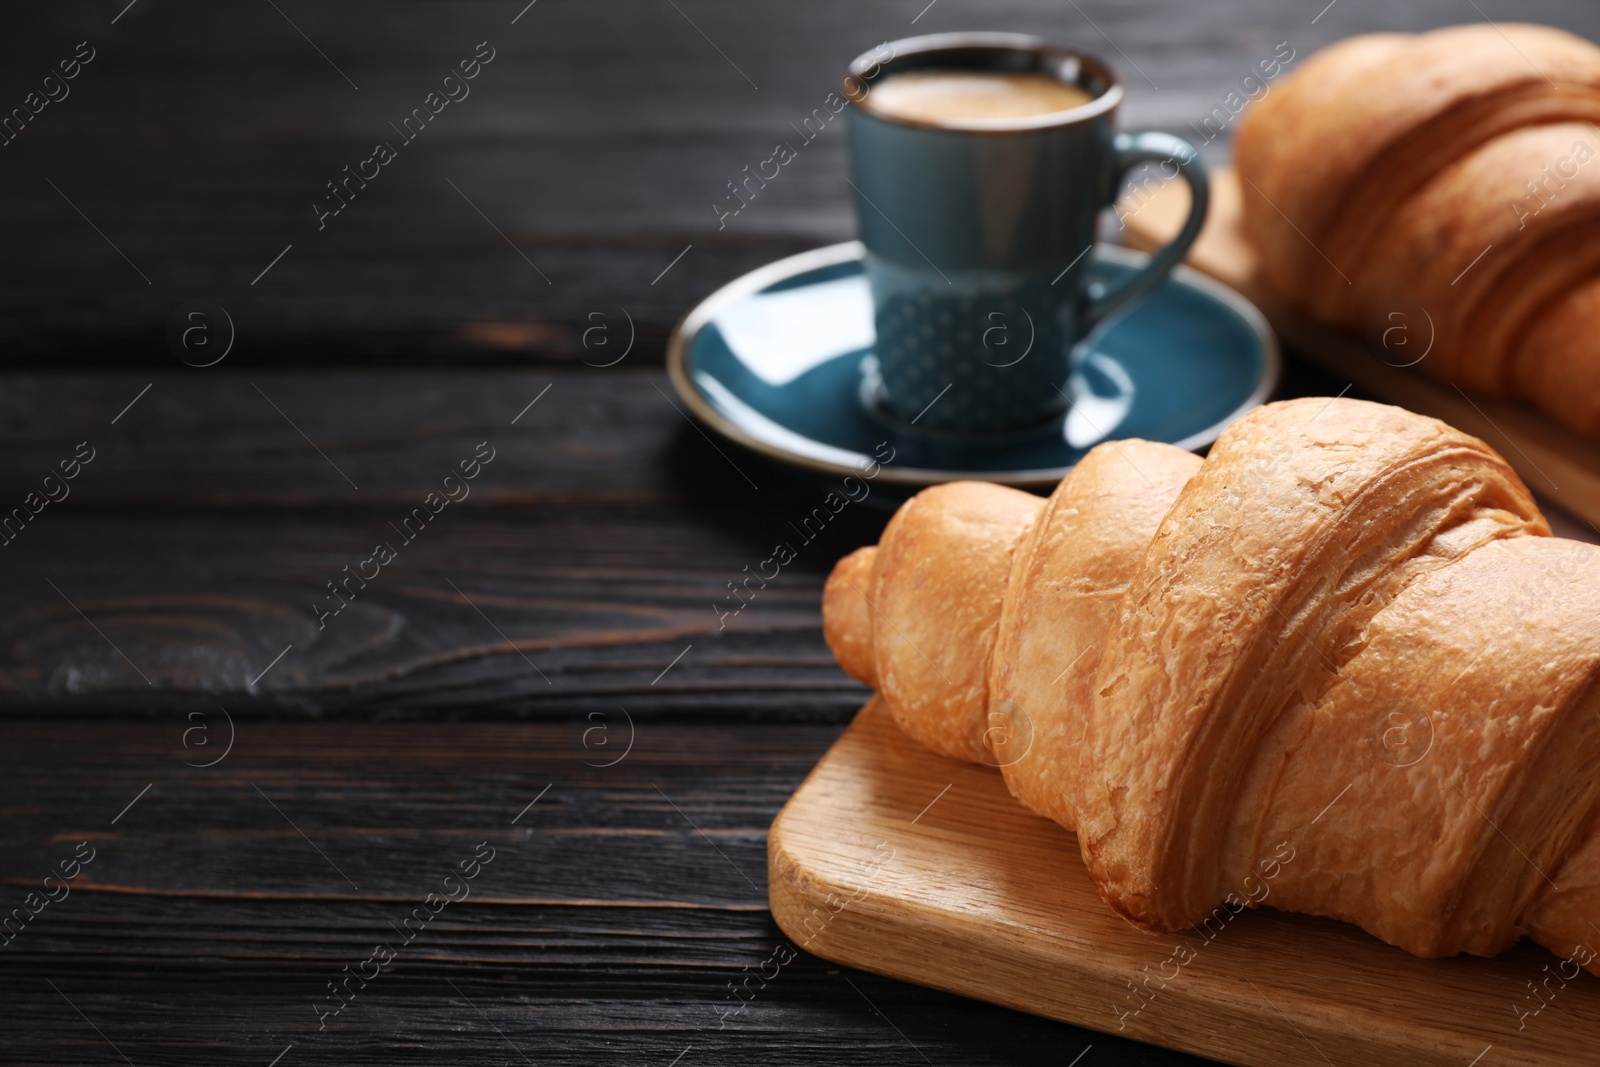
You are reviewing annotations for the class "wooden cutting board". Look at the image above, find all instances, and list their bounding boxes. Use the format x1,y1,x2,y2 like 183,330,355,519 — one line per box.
769,698,1600,1067
1119,169,1600,533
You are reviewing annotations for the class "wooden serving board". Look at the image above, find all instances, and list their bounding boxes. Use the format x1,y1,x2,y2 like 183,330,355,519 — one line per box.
769,698,1600,1067
1120,169,1600,532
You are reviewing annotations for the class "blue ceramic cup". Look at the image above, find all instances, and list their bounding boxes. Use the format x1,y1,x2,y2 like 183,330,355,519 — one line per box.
845,33,1209,435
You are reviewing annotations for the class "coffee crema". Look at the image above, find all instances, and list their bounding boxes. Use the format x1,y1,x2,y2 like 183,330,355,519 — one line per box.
866,70,1096,125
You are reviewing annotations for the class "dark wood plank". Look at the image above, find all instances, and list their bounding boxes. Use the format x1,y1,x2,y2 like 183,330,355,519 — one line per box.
0,369,899,714
0,368,790,506
0,366,1587,714
0,508,881,716
0,716,1215,1065
5,0,1598,361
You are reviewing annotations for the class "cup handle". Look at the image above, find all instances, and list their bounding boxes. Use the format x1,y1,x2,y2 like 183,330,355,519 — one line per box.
1081,130,1209,334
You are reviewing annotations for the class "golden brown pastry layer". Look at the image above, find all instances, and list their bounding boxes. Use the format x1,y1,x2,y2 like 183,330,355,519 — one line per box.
853,480,1043,763
990,440,1201,831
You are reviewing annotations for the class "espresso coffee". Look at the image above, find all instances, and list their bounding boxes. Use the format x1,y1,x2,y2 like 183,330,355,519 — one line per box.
867,70,1096,125
845,35,1207,434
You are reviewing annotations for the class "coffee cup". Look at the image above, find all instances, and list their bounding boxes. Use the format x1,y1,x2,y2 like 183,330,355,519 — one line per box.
844,32,1208,435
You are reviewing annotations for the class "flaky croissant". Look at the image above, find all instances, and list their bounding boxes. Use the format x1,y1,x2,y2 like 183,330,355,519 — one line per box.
1234,23,1600,438
822,397,1600,972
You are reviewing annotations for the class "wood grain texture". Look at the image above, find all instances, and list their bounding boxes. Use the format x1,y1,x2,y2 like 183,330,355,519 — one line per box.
4,0,1600,362
0,716,1212,1066
772,699,1600,1067
1122,169,1600,532
0,369,898,716
0,368,768,507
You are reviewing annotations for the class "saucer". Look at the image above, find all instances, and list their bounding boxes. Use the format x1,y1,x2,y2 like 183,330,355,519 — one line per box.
666,241,1279,488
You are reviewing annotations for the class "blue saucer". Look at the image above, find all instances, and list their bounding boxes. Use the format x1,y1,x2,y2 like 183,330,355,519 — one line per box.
667,242,1279,488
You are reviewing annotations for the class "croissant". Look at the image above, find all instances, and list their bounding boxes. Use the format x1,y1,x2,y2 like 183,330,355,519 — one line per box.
822,397,1600,972
1234,23,1600,438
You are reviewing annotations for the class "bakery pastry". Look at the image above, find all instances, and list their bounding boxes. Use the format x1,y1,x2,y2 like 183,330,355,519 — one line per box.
823,397,1600,970
1234,23,1600,437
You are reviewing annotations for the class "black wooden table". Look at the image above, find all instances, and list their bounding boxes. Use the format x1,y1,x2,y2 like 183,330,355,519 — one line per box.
5,2,1599,1064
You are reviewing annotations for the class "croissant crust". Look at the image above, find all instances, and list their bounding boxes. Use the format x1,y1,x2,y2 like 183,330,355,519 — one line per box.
824,398,1600,972
1235,23,1600,437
